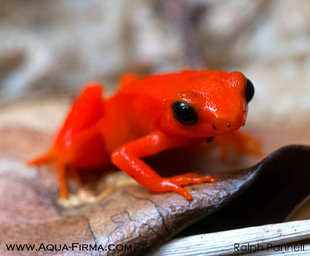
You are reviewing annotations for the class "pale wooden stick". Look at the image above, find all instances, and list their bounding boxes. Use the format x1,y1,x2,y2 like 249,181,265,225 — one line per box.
151,220,310,256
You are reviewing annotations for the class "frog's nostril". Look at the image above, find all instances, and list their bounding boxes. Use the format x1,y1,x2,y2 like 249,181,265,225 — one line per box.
226,123,231,128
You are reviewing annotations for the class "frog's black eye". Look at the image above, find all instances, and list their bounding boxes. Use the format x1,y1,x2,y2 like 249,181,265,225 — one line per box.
172,101,198,126
245,79,255,103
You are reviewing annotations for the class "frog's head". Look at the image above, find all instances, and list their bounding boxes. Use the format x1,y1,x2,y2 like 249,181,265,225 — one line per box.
159,70,254,138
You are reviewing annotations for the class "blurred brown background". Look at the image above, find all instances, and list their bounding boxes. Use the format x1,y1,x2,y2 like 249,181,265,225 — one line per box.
0,0,309,138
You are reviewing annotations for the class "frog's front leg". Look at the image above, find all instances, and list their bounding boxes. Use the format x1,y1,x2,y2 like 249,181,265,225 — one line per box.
111,132,217,200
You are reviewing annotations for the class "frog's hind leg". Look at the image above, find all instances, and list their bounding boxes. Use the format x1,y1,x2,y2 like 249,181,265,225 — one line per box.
27,82,105,198
57,162,69,198
28,152,69,198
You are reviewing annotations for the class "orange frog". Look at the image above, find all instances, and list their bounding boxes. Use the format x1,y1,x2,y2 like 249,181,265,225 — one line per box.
28,70,260,200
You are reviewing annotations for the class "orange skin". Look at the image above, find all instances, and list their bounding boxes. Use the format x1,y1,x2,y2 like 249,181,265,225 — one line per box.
28,70,260,200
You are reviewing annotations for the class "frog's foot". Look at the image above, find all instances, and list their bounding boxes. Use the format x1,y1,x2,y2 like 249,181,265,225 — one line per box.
167,172,217,186
157,173,218,200
216,131,262,160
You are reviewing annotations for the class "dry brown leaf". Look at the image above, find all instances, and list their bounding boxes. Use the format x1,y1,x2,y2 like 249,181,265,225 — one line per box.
0,126,310,255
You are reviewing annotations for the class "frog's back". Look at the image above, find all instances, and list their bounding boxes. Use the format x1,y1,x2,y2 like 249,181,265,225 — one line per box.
117,70,230,100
